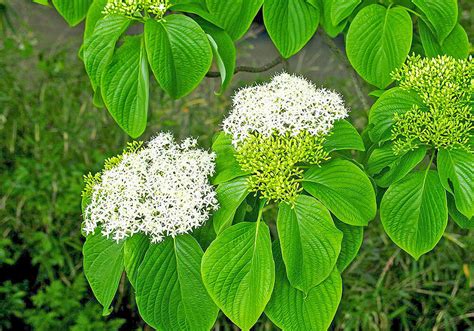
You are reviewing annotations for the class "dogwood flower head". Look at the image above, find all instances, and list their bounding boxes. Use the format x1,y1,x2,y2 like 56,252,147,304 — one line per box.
222,73,349,204
391,55,473,153
223,72,349,147
103,0,169,18
82,133,218,243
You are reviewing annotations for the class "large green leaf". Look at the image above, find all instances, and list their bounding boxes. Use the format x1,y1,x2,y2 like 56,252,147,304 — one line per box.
448,194,473,229
136,235,218,330
170,2,223,27
211,132,249,185
334,219,364,272
83,0,108,42
144,15,212,99
83,233,124,315
84,15,130,91
52,0,93,26
213,176,250,234
320,0,347,37
206,0,263,40
323,119,365,152
303,159,377,226
201,222,275,330
413,0,457,43
123,234,149,288
278,195,342,293
438,149,474,219
101,35,149,138
419,21,469,60
381,170,448,259
198,21,236,94
331,0,361,25
368,87,424,143
367,144,427,188
346,4,412,88
265,242,342,331
263,0,319,58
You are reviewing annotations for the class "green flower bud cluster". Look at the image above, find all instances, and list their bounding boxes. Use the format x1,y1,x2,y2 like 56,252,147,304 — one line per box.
103,0,169,19
82,140,144,199
391,55,473,154
236,131,329,204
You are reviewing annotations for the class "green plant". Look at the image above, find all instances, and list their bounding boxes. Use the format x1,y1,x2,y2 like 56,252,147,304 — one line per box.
367,55,473,259
80,73,376,330
34,0,470,138
25,0,474,330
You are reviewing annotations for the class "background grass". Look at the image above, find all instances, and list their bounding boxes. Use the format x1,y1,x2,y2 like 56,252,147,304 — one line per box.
0,1,473,330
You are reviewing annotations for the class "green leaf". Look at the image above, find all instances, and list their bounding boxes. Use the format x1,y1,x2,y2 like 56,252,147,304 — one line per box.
170,2,223,27
144,15,212,99
413,0,457,43
83,233,124,315
123,234,149,288
368,89,386,98
263,0,319,58
213,176,250,234
303,159,377,226
84,15,130,91
52,0,93,26
211,132,249,185
101,35,149,138
33,0,50,6
320,0,347,37
324,119,365,152
206,0,263,40
277,195,342,293
380,170,448,259
136,235,218,330
331,0,361,25
83,0,108,42
368,87,424,143
202,222,275,330
199,21,236,94
367,144,427,188
438,149,474,219
419,21,470,60
346,4,412,88
334,219,363,272
265,242,342,331
448,194,473,229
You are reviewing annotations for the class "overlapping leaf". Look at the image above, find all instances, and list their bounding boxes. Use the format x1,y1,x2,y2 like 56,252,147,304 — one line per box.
83,233,124,315
101,35,149,138
346,4,412,88
263,0,320,58
278,195,342,293
136,235,218,330
381,170,448,259
303,159,377,226
202,222,274,330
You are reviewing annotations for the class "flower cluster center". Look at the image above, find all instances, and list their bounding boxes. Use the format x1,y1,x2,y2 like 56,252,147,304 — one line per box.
236,131,329,204
391,55,473,153
103,0,169,19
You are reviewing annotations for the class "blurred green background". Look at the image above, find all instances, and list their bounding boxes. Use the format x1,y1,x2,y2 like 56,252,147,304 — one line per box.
0,1,473,330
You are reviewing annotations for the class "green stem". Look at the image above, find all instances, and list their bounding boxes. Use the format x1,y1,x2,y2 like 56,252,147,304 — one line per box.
403,7,422,18
425,150,436,172
256,198,267,224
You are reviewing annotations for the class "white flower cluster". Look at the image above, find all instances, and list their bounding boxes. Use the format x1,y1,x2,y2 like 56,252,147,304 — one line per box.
83,133,218,243
222,73,349,146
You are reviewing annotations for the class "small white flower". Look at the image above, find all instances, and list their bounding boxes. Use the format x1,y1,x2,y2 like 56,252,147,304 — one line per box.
222,72,349,146
83,133,218,243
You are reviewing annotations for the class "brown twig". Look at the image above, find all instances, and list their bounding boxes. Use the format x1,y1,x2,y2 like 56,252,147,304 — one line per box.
206,56,285,78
